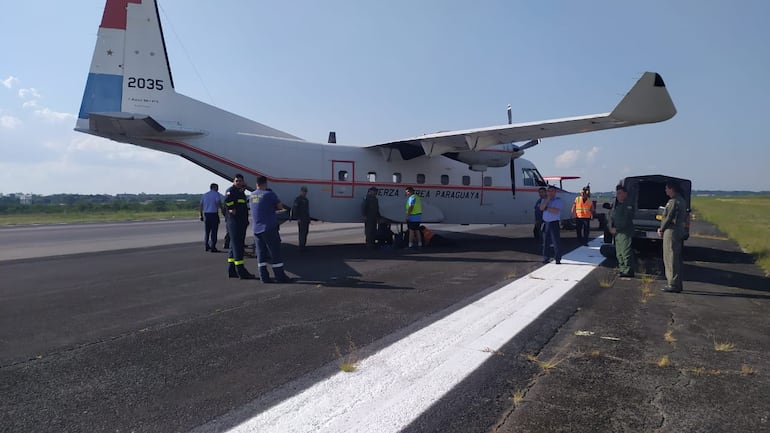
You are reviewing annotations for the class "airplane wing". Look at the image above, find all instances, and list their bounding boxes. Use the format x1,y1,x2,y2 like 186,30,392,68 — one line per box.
371,72,676,160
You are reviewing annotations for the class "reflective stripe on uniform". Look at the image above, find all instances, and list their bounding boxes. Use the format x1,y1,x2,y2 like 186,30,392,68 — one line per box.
227,258,235,263
225,201,234,206
234,260,245,265
574,197,592,218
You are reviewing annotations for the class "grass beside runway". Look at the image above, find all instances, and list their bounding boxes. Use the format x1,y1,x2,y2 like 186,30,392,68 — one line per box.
691,195,770,274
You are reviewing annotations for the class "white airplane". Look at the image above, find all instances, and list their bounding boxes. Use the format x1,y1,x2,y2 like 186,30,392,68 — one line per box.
75,0,676,226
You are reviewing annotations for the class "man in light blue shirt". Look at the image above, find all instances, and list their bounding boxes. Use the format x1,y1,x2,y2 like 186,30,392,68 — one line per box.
199,183,224,252
539,185,563,264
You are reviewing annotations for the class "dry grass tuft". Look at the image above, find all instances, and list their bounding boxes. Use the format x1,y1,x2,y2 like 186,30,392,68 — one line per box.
741,364,757,376
664,329,677,344
526,353,567,372
512,389,525,406
640,282,655,304
335,333,359,373
597,269,617,288
656,355,671,367
713,338,736,352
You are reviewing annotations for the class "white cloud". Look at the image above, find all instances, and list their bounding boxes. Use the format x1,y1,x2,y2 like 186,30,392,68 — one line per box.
18,88,42,100
555,149,581,168
555,147,601,168
34,108,76,123
1,115,22,129
22,99,39,109
586,146,600,162
2,76,19,89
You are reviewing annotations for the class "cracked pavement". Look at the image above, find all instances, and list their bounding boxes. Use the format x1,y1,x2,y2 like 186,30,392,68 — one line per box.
491,219,770,433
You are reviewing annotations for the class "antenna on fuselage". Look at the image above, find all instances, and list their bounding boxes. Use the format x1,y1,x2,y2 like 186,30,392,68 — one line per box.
507,104,512,125
328,131,337,144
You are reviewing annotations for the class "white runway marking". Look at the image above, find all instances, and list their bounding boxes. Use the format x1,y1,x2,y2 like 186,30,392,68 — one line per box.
224,238,607,433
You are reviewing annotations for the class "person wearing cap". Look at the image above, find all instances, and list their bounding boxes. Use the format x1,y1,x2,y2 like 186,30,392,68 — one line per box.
362,186,380,249
657,180,687,292
571,186,594,246
609,185,635,277
291,186,311,251
250,176,290,283
539,185,563,264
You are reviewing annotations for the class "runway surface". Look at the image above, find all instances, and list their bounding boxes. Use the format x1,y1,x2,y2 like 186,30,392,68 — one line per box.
1,219,768,432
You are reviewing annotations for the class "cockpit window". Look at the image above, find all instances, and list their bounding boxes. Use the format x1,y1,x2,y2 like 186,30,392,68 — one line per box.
522,168,547,187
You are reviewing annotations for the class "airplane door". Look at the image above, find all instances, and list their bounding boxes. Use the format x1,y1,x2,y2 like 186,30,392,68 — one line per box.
331,160,355,198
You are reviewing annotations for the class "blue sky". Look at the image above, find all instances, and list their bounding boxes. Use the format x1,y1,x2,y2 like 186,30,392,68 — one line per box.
2,0,769,194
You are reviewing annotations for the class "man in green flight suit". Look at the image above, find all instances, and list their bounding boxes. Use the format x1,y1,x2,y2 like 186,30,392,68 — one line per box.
609,185,635,277
657,180,687,292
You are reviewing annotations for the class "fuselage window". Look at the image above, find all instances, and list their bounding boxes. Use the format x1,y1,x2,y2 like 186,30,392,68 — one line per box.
367,172,376,182
483,176,492,187
392,172,402,183
462,175,471,186
338,170,349,181
416,173,426,184
440,174,449,185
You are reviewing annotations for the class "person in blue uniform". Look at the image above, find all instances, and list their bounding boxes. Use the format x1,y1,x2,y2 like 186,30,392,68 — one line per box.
199,182,224,252
225,174,255,279
250,176,290,283
539,185,563,264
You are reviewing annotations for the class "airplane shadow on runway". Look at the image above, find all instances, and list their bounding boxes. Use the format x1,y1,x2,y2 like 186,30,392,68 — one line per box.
278,230,581,290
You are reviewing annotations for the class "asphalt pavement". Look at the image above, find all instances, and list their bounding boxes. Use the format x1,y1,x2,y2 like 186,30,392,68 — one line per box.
0,218,767,433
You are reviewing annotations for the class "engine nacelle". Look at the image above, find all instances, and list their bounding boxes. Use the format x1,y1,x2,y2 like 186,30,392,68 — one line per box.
447,144,524,171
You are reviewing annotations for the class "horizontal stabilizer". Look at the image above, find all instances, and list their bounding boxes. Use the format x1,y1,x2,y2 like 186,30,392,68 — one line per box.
85,112,205,138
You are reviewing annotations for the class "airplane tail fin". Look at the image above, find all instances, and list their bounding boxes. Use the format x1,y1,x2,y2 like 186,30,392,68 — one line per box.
610,72,677,124
76,0,299,141
77,0,174,131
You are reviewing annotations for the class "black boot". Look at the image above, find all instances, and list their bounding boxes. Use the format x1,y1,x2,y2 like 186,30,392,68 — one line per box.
274,267,291,283
228,262,238,278
236,264,255,280
258,266,272,283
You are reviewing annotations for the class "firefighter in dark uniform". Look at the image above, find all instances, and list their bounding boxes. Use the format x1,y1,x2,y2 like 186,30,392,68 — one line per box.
609,185,635,277
225,173,255,279
657,180,687,292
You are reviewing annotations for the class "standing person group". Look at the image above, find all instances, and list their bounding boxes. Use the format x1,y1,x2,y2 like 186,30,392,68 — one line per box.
199,183,224,252
657,181,687,293
539,185,562,264
571,186,594,246
291,186,311,252
609,185,635,277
